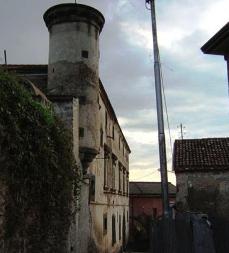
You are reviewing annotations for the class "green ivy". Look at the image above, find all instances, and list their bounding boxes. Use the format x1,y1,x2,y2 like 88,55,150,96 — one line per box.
0,69,80,252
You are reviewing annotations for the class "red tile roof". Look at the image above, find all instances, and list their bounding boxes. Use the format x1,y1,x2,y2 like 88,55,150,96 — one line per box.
173,138,229,172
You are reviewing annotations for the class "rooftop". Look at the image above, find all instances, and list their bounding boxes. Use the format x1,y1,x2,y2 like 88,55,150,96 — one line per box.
43,3,105,33
129,181,176,196
173,137,229,172
201,22,229,55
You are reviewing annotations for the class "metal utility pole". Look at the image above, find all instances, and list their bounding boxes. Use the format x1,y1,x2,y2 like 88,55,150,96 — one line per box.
146,0,169,218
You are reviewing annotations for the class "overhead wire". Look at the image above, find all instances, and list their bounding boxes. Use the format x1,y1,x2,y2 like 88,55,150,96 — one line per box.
133,167,174,181
133,170,159,181
160,64,173,161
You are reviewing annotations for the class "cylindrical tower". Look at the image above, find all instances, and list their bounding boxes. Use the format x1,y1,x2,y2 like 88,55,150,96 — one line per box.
44,4,105,170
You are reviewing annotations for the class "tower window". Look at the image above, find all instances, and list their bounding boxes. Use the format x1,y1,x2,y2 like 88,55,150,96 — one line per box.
82,50,89,58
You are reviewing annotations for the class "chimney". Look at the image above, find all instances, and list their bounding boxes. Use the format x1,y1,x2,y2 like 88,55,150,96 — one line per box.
44,4,105,171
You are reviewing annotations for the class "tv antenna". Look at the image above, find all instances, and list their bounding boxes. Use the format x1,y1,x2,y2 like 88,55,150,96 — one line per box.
4,50,7,66
177,123,185,140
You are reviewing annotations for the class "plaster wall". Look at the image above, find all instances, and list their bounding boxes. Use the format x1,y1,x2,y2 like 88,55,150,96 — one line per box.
48,21,100,156
130,196,175,219
87,96,130,253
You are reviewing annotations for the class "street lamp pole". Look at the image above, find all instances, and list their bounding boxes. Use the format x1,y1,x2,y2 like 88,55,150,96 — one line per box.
147,0,169,218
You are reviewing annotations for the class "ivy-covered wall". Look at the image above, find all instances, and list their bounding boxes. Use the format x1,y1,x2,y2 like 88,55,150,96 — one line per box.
0,70,79,253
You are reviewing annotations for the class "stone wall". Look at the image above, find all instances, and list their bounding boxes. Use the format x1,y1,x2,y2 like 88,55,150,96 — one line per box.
176,171,229,218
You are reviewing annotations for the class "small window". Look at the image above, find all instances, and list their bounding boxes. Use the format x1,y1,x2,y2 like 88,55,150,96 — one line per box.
105,112,108,131
79,127,84,138
89,175,95,202
79,96,86,105
104,148,109,188
82,50,89,58
100,128,103,147
123,169,125,194
112,125,114,139
119,215,121,240
103,213,107,235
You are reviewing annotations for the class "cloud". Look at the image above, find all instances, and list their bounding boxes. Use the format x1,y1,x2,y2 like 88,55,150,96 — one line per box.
1,0,229,185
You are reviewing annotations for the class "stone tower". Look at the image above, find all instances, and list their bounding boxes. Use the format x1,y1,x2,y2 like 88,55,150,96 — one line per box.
44,4,105,171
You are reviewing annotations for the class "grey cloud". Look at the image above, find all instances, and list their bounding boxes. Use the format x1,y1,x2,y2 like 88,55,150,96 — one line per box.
1,0,228,183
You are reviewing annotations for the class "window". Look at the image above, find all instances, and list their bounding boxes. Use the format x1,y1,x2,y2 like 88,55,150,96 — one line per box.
103,213,107,235
104,151,108,189
79,127,84,138
126,172,129,195
105,112,108,131
119,215,121,240
100,128,103,147
153,208,157,218
81,50,89,58
112,154,117,190
89,175,95,202
79,96,86,105
104,145,112,190
123,169,126,194
112,125,115,139
119,163,122,193
112,215,116,246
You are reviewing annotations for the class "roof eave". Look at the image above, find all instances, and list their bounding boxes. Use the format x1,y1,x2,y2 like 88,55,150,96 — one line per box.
201,22,229,56
174,167,229,173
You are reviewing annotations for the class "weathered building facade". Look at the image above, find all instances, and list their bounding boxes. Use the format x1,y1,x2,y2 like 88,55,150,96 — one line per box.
173,138,229,216
173,138,229,252
5,3,130,253
128,182,176,251
129,181,176,219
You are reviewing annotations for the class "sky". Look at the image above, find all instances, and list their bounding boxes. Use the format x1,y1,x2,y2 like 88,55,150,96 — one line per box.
0,0,229,184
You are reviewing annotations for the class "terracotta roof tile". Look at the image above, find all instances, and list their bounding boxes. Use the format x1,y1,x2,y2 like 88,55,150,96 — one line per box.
173,138,229,172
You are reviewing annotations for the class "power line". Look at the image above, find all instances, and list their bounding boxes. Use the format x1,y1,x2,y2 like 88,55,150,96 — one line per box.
127,0,138,9
160,65,173,159
133,170,160,180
